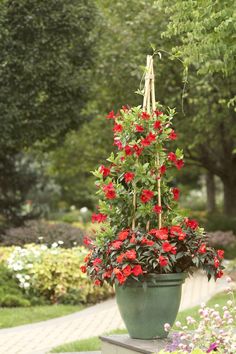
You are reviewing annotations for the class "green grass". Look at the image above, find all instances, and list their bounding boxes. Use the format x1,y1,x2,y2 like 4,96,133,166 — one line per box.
0,304,83,329
51,291,235,353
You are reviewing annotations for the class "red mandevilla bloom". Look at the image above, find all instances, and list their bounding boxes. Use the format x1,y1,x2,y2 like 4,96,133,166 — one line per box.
141,111,150,120
113,123,123,133
124,145,133,155
169,130,177,140
135,124,144,132
111,240,123,249
92,213,107,223
141,137,151,147
140,189,154,203
94,279,101,286
83,236,92,246
106,110,115,119
172,187,180,201
168,152,177,162
185,218,199,230
160,165,166,176
153,205,162,214
154,110,163,116
153,120,161,130
103,182,116,199
141,237,155,246
214,257,220,268
124,172,135,183
99,165,110,177
123,265,132,276
175,159,184,170
80,265,87,273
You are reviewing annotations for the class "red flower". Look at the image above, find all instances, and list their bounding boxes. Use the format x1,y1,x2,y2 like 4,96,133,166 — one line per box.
172,187,180,201
103,269,112,279
124,172,135,183
94,279,101,286
83,236,92,246
141,137,151,147
162,242,173,252
154,110,163,116
150,228,168,240
124,145,133,155
159,255,168,267
185,218,199,230
216,270,223,279
111,240,123,249
80,265,87,273
122,105,129,112
140,189,154,203
147,132,156,142
133,144,143,157
135,125,144,132
113,123,123,133
106,110,115,119
114,138,123,150
170,226,186,240
123,265,132,277
117,254,125,263
103,182,116,199
141,237,155,246
214,257,220,268
141,112,150,120
168,152,177,162
93,257,102,265
169,130,177,140
99,165,110,177
116,272,127,284
118,229,129,241
160,165,166,175
92,213,107,223
153,205,162,214
153,120,161,130
198,243,207,254
132,265,143,276
217,250,224,259
175,159,184,170
171,246,177,255
125,249,137,260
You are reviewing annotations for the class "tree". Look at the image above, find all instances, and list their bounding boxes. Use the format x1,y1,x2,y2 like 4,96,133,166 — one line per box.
0,0,98,224
163,0,236,215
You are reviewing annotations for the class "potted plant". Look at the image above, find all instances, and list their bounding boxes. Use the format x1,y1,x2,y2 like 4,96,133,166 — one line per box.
81,55,224,339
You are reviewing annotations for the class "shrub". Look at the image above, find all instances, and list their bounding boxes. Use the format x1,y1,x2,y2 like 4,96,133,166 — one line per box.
0,220,87,248
6,244,113,304
207,231,236,259
0,264,31,307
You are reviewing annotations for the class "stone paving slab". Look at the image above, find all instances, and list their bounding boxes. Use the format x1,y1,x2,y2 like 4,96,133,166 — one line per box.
0,273,228,354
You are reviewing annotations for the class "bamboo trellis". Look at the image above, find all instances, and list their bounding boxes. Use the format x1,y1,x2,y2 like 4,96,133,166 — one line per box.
131,55,162,231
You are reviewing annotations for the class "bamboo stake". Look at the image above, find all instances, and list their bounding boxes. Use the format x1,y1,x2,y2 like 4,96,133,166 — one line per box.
132,187,136,230
142,55,162,230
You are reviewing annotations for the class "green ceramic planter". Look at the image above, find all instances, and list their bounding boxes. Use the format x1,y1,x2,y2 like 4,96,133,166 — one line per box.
115,272,187,339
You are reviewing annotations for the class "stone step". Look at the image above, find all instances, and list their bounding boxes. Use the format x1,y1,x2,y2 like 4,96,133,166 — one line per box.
100,334,171,354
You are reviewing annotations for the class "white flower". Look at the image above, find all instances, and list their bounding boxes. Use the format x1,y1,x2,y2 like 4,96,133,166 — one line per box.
164,323,171,332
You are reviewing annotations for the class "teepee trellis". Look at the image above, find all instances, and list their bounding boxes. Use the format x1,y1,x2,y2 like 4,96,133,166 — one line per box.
144,55,162,231
131,55,162,231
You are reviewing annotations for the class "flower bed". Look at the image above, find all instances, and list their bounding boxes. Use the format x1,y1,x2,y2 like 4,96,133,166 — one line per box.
0,244,113,305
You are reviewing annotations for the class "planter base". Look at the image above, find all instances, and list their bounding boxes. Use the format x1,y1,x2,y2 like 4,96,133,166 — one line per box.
100,334,172,354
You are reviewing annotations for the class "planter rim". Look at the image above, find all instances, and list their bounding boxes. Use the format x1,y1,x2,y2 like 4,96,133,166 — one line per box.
116,272,187,288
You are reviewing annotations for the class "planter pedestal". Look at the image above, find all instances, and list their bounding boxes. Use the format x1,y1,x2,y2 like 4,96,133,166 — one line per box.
100,334,172,354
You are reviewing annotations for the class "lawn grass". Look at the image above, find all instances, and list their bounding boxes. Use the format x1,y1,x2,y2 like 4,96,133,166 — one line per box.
51,290,234,353
0,304,84,329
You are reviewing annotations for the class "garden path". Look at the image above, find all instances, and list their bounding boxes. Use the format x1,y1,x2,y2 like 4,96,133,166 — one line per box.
0,272,228,354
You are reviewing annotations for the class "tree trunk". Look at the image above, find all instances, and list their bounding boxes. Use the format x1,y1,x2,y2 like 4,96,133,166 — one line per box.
223,178,236,216
206,172,216,213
